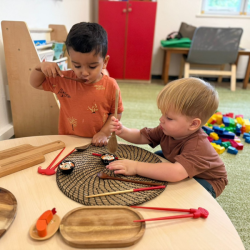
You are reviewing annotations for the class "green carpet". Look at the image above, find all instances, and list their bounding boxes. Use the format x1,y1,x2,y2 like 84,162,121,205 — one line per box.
117,80,250,249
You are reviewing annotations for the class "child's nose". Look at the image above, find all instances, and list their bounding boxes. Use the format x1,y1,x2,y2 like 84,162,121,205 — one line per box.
81,69,89,77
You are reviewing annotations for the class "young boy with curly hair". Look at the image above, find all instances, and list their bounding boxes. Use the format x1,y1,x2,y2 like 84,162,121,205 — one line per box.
30,22,123,146
107,78,227,198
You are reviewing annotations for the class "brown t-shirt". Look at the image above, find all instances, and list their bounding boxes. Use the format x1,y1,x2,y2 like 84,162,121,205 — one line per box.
140,126,228,197
42,71,124,137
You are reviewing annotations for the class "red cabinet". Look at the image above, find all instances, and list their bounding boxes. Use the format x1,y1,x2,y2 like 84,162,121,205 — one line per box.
99,0,157,81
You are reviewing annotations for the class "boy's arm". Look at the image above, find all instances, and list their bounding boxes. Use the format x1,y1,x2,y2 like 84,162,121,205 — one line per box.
107,160,189,182
91,113,122,146
116,125,150,145
30,63,46,90
99,113,122,136
30,62,63,90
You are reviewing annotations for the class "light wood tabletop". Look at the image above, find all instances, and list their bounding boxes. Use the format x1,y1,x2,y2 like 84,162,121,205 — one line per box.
0,135,245,250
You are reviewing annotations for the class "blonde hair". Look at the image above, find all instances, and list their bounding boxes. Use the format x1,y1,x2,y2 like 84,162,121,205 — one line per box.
157,78,219,125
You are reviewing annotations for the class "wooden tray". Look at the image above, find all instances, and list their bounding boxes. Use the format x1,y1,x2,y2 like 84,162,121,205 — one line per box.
59,206,145,248
0,188,17,238
0,140,65,178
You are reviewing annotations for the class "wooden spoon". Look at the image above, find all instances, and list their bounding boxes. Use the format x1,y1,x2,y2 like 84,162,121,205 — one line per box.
107,89,119,154
35,68,86,83
75,143,91,152
97,172,163,186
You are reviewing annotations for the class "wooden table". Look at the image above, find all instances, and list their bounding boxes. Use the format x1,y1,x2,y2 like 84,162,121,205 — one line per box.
161,46,250,89
0,135,245,250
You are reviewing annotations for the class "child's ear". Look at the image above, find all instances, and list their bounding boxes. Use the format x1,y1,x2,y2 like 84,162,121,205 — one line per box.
103,55,110,69
189,118,201,131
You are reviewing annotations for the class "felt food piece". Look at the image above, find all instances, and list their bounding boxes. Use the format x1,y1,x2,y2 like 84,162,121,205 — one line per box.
36,208,57,238
59,161,75,174
101,153,116,165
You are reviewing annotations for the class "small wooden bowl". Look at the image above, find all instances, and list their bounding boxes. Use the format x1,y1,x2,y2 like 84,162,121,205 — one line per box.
101,153,116,165
58,161,75,174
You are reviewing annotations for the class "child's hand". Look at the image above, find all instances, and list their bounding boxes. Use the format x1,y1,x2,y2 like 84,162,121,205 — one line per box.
40,62,63,78
106,160,137,175
110,116,123,135
92,131,108,147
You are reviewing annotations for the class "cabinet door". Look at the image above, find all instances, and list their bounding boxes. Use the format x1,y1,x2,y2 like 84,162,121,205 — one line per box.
125,1,157,80
99,0,127,79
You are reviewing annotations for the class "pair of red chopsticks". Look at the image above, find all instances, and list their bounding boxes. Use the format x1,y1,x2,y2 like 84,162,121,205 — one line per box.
38,148,75,175
131,206,209,222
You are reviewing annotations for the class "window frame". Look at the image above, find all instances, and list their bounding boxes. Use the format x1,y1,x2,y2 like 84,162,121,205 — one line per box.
201,0,249,16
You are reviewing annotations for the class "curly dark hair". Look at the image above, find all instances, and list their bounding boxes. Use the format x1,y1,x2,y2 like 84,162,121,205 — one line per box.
65,22,108,58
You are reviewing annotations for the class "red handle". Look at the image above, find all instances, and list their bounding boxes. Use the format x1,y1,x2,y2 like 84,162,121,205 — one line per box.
133,207,209,222
134,214,194,222
92,153,102,157
130,206,194,213
47,148,65,169
133,186,165,192
50,148,76,170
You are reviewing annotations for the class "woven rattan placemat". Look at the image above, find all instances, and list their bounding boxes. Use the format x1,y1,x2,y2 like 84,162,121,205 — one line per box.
56,144,167,206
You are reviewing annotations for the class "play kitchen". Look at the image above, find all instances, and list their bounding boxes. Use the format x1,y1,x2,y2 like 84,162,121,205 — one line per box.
0,138,209,248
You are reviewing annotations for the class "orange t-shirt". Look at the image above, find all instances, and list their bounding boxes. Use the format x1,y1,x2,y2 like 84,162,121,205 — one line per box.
42,71,124,137
140,127,228,197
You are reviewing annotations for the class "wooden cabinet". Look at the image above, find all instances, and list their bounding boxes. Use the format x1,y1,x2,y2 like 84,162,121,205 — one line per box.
99,0,157,81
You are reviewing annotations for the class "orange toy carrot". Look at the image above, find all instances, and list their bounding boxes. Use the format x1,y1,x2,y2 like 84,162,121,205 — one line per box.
36,208,57,237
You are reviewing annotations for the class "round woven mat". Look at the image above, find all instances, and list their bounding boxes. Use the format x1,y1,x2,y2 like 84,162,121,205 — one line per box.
56,144,167,206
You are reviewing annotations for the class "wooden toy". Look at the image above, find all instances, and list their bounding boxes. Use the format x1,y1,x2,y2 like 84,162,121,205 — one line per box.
36,208,57,237
131,206,209,222
107,89,119,154
0,188,17,239
97,172,163,186
85,186,165,198
227,146,238,155
29,208,61,241
59,206,145,248
0,141,65,178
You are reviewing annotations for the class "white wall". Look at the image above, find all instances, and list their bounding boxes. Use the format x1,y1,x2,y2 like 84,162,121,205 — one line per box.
152,0,250,77
0,0,91,140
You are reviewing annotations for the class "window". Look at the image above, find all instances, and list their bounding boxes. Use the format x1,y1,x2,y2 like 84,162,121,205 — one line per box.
201,0,250,16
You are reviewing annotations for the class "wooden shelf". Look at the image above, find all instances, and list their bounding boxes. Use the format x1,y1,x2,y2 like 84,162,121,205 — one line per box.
1,21,71,138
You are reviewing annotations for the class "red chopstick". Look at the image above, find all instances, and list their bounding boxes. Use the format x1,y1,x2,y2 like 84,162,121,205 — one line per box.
131,206,197,213
132,207,209,222
50,148,76,171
